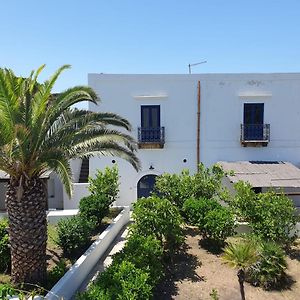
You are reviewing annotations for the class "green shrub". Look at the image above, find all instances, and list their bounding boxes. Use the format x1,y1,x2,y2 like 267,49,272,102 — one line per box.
203,207,236,243
131,196,184,251
0,219,10,272
89,166,119,202
77,261,153,300
56,216,93,257
182,197,221,227
0,284,16,299
226,181,257,221
232,182,298,246
79,194,111,227
247,241,287,289
47,259,68,287
251,192,298,245
113,233,164,286
154,163,226,209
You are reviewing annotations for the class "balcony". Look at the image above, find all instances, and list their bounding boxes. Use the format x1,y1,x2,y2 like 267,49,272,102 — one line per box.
240,124,270,147
138,127,165,149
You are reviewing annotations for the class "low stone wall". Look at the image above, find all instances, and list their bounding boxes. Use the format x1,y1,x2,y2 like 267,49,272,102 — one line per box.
235,222,300,237
45,206,130,300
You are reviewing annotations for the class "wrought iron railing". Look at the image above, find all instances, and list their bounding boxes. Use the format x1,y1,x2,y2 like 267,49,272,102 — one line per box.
138,127,165,144
240,124,270,142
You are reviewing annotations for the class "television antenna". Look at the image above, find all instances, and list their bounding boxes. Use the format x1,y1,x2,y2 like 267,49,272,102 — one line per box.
188,60,207,74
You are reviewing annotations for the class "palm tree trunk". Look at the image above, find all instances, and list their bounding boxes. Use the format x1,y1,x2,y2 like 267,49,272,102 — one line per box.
5,177,47,284
237,269,246,300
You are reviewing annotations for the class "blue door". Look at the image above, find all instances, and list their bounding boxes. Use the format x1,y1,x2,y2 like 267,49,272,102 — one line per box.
243,103,264,140
137,175,157,198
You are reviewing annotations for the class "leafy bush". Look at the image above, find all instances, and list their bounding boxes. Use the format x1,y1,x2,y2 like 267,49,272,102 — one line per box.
0,284,16,299
47,259,68,287
154,163,226,209
79,194,111,227
56,216,93,257
225,181,257,221
89,166,119,202
113,233,164,286
77,261,153,300
231,182,298,246
0,219,10,272
247,241,287,289
131,196,184,251
203,207,236,243
182,197,221,227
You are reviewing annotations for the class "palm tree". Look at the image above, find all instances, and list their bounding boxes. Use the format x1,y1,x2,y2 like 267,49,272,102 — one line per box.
223,241,258,300
0,65,140,284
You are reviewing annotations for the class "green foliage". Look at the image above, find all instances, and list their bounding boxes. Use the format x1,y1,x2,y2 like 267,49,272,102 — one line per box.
0,284,16,299
112,233,164,286
226,181,256,221
47,259,68,287
247,241,287,289
203,207,236,243
223,240,258,270
0,219,10,272
154,163,226,209
131,196,184,251
79,167,120,227
89,166,119,202
210,288,219,300
232,182,298,245
79,194,111,228
77,261,153,300
56,216,93,257
182,197,221,227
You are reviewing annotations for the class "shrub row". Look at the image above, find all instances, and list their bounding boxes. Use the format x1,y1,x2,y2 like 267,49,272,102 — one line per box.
154,163,226,209
56,166,119,257
77,196,184,299
228,181,298,246
183,197,235,244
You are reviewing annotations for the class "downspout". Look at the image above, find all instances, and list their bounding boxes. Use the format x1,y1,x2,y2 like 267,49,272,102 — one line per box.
197,81,201,171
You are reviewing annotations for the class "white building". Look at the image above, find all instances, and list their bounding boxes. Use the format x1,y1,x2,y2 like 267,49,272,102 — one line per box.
3,72,300,211
85,73,300,207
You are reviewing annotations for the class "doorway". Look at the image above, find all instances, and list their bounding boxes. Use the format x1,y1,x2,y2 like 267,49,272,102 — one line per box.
137,174,157,198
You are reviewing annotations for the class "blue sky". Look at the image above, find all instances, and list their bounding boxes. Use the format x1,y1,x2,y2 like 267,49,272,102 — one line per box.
1,0,300,91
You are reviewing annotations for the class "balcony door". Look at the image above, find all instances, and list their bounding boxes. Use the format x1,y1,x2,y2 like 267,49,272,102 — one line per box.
243,103,264,140
141,105,160,142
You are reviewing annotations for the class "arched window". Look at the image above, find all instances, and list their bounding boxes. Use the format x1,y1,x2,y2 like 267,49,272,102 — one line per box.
137,174,157,199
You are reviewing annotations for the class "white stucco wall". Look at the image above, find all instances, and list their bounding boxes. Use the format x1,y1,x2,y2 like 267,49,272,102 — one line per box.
87,73,300,206
88,74,198,206
200,73,300,166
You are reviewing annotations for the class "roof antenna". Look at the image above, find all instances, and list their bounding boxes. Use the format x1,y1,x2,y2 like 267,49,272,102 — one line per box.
188,60,207,74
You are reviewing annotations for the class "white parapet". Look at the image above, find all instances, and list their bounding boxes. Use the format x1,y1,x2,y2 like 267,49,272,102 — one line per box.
45,206,130,300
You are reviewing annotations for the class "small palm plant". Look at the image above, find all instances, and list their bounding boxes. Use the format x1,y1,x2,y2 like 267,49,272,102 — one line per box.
223,241,258,300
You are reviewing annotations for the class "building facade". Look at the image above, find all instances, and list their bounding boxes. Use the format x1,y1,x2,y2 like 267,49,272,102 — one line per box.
86,73,300,206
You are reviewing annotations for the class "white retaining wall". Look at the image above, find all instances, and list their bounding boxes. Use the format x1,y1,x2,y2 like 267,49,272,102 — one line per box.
45,206,130,300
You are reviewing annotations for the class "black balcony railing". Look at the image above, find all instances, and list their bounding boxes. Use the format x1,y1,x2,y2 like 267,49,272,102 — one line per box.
138,127,165,145
241,124,270,142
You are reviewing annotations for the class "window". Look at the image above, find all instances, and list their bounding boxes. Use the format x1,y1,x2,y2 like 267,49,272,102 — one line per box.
141,105,160,129
243,103,264,140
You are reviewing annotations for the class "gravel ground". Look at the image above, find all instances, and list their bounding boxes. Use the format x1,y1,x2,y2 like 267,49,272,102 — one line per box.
154,227,300,300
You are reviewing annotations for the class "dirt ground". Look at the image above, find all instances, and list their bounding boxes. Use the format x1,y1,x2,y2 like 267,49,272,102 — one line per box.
154,227,300,300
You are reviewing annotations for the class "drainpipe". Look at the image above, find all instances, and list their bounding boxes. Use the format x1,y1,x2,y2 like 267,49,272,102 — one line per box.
197,81,201,171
